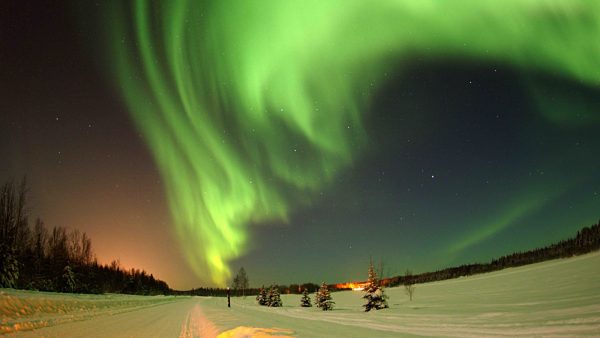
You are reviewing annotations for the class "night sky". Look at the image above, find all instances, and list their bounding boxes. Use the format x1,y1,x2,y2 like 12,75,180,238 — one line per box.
2,1,599,289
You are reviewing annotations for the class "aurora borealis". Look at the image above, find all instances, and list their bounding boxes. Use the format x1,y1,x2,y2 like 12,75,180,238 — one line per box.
2,1,599,288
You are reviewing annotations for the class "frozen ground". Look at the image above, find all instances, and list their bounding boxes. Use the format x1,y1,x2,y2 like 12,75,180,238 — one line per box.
2,251,600,337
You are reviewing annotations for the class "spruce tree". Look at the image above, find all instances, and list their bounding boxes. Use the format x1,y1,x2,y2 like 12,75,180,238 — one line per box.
0,244,19,288
256,286,268,306
62,265,76,292
317,282,334,311
266,285,273,306
267,285,282,307
300,288,312,307
314,287,321,307
362,260,388,312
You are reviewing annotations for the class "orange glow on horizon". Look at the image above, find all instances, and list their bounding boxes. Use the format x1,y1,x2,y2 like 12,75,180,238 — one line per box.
336,277,392,291
335,282,368,291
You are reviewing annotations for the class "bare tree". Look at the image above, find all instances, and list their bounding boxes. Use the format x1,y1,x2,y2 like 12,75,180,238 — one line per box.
0,179,29,248
231,273,240,295
68,229,82,264
377,257,386,284
81,232,92,265
48,226,69,275
65,229,92,266
238,267,249,297
0,179,29,287
32,218,48,276
404,269,416,301
231,267,249,297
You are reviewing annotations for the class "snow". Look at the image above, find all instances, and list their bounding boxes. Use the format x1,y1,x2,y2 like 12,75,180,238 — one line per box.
2,251,600,337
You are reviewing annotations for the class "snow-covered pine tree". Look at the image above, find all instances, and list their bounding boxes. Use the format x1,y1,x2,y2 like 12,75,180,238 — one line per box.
256,286,268,306
300,288,312,307
268,285,282,307
317,282,334,311
362,260,389,312
266,285,273,306
314,289,321,308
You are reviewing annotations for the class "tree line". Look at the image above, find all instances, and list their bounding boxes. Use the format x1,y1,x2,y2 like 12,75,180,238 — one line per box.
386,219,600,287
178,282,322,297
0,179,169,295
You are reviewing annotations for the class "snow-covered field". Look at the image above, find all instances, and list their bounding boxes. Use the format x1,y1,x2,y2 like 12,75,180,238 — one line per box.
2,252,600,337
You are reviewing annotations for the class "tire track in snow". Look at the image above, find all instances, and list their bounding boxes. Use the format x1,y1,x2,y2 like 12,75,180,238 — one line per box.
179,304,220,338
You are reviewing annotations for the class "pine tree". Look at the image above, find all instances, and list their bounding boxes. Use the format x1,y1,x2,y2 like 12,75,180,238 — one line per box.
267,285,282,307
300,288,312,307
314,286,321,307
266,286,273,306
62,265,76,292
256,286,268,306
256,286,262,304
317,282,334,311
362,260,388,312
0,244,19,288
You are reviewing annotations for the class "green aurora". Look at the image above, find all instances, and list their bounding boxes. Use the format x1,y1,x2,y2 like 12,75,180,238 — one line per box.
99,0,600,286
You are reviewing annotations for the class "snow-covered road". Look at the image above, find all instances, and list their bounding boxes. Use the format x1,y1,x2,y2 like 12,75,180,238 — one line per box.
12,297,201,337
3,251,600,337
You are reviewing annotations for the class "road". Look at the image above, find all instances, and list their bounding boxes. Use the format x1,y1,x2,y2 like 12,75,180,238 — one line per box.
8,297,302,338
11,297,207,338
7,295,393,338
